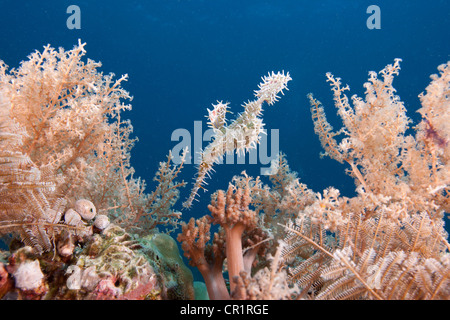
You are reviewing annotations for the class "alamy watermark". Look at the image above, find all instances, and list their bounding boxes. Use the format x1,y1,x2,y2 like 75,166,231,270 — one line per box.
367,5,381,29
170,121,280,175
66,5,81,30
66,4,381,31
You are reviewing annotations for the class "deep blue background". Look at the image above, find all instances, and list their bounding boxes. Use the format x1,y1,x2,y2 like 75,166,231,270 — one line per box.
1,1,449,229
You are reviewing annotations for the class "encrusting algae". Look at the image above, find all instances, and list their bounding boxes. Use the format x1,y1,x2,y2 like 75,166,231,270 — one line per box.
0,41,449,300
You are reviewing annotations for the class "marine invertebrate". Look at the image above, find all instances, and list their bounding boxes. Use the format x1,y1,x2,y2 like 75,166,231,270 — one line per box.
208,184,258,293
93,214,110,230
0,89,69,254
64,209,82,226
231,154,316,241
183,71,292,208
278,60,450,299
307,59,449,208
12,259,44,291
74,199,97,220
231,243,298,300
0,40,134,206
65,224,160,299
178,178,271,299
140,232,195,300
0,40,186,245
183,60,449,300
112,149,188,235
6,246,49,299
178,216,228,300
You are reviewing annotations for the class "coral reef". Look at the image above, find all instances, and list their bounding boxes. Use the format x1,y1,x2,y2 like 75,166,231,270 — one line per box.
62,224,160,300
0,221,197,300
178,216,228,299
231,242,298,300
0,41,191,299
0,40,135,219
113,149,187,235
0,39,448,300
278,60,450,299
0,88,67,254
178,60,449,300
0,40,186,247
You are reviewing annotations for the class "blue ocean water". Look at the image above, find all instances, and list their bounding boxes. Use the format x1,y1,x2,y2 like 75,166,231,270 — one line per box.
0,0,449,224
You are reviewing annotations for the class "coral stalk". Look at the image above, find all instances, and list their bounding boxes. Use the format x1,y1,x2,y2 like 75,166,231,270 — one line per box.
208,187,257,293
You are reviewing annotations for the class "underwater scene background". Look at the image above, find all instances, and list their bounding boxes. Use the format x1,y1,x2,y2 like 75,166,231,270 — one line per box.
1,0,448,209
0,0,449,300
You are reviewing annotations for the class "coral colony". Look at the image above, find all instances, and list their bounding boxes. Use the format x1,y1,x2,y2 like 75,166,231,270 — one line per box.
0,41,449,300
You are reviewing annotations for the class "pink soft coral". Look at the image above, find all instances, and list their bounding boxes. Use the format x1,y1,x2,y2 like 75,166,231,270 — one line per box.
0,40,185,240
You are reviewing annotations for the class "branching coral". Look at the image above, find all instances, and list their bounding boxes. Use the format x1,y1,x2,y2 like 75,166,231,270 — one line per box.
0,40,186,250
1,40,134,201
189,60,449,300
231,154,316,242
307,59,449,218
278,60,450,300
111,149,187,235
2,38,448,300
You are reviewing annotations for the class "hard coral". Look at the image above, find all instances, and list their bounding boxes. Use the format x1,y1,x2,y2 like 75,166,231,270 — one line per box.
140,233,195,300
68,224,159,299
